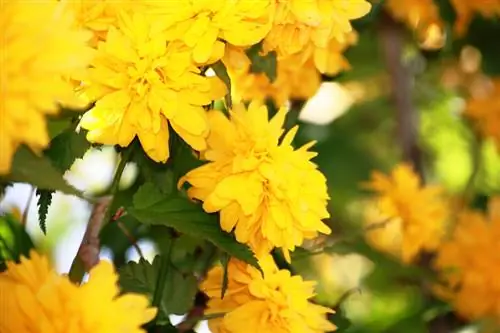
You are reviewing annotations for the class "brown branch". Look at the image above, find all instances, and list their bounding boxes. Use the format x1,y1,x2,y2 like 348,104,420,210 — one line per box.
378,11,424,178
76,196,111,271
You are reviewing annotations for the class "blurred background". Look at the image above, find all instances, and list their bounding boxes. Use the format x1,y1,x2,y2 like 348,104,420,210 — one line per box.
3,1,500,332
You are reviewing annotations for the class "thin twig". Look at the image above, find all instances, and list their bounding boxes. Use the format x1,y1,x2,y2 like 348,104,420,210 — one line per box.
21,187,35,227
116,220,145,259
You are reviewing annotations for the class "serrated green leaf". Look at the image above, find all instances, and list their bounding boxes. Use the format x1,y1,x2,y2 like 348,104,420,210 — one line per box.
3,146,81,196
129,196,259,269
212,61,232,108
246,43,277,82
0,213,35,269
119,256,198,321
45,128,90,172
36,189,53,234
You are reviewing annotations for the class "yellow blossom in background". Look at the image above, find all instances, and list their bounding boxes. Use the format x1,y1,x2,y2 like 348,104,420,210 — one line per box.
0,251,156,333
386,0,442,33
227,51,321,106
465,78,500,150
364,164,448,263
79,12,226,163
149,0,274,64
66,0,134,47
0,0,93,175
434,197,500,322
264,0,371,58
180,102,331,260
226,32,355,106
201,255,336,333
450,0,500,36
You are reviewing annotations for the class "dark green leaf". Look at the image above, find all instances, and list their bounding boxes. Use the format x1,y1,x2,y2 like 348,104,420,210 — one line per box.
129,196,259,269
331,308,352,332
119,256,198,321
212,61,232,108
45,128,90,172
130,142,176,194
2,146,81,196
36,189,53,234
0,213,35,270
133,182,165,210
246,43,277,82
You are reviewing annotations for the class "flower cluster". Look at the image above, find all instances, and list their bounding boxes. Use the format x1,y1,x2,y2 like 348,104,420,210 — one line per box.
76,0,371,162
201,255,336,333
0,0,93,174
434,198,500,322
227,32,358,106
0,251,156,333
363,163,448,263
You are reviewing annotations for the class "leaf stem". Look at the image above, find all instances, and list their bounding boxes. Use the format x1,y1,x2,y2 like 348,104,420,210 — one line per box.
152,238,173,322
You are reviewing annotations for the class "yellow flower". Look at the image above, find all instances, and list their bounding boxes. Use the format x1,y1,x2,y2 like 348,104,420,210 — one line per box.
450,0,500,36
386,0,442,33
201,255,337,333
0,251,156,333
364,163,448,263
150,0,274,64
264,0,371,58
434,197,500,322
0,0,93,175
79,12,226,163
226,31,355,106
465,78,500,149
226,50,322,106
180,102,331,261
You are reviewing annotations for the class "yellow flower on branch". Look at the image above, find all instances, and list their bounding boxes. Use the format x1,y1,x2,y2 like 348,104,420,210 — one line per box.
180,101,331,261
434,197,500,322
78,12,226,163
0,0,94,175
364,163,448,263
201,255,337,333
264,0,371,58
148,0,274,64
0,251,156,333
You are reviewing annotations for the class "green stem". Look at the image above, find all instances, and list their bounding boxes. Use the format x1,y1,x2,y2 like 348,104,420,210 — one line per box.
68,147,132,284
152,239,173,322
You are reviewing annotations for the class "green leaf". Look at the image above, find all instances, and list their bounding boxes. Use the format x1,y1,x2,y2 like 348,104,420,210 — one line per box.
119,256,198,321
129,195,259,269
133,182,165,210
212,61,232,108
0,213,35,270
2,146,81,196
36,189,53,234
45,128,90,172
331,308,352,332
246,43,277,82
